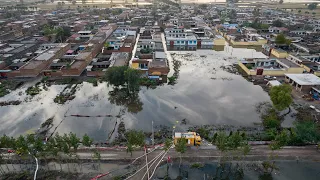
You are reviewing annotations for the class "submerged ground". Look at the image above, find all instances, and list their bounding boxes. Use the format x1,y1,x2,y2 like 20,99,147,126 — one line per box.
0,47,269,141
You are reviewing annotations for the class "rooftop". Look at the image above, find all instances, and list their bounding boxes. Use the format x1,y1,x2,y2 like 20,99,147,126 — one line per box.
277,58,300,68
154,52,166,59
285,74,320,86
22,60,44,69
149,59,168,68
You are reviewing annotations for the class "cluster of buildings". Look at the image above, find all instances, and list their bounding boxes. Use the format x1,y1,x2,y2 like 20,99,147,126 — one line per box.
1,2,320,90
0,7,154,78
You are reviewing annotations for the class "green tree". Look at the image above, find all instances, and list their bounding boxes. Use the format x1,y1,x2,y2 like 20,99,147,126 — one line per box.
272,19,285,27
92,149,101,170
82,133,93,147
164,138,173,151
270,84,292,112
293,121,319,144
104,66,128,87
126,130,145,147
215,132,228,152
214,131,249,151
69,132,80,151
125,68,141,94
298,10,301,13
199,4,207,9
269,129,289,150
127,143,133,157
308,3,318,10
262,108,281,129
175,137,187,167
228,9,237,19
0,135,12,172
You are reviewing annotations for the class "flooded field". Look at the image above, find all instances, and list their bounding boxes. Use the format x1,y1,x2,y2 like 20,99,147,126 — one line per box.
0,48,270,141
154,160,320,180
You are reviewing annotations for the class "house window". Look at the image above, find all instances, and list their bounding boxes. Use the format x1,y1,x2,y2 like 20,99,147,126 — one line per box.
189,41,193,44
181,41,184,44
140,63,148,69
177,41,180,44
193,41,197,44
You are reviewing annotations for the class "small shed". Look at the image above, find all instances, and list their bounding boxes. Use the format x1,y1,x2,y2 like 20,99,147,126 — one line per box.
285,74,320,92
267,80,281,87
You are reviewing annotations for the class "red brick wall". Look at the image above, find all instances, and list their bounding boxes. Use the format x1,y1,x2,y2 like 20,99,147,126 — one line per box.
87,71,105,77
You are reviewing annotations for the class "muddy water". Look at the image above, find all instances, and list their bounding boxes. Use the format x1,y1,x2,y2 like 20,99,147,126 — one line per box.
155,161,320,180
0,48,270,141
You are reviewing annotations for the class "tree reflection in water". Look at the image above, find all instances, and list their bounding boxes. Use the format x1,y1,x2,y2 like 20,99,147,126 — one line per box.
164,162,275,180
108,87,143,114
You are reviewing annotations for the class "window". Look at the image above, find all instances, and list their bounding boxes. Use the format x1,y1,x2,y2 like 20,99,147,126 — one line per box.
189,41,193,44
177,41,180,44
193,41,197,44
181,41,184,44
140,63,148,69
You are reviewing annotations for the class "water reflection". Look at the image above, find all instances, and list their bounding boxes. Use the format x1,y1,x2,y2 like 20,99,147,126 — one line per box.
0,49,271,140
156,161,320,180
108,87,143,114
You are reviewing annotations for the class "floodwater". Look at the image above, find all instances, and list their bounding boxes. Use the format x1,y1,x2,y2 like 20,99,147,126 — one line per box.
0,47,270,141
154,161,320,180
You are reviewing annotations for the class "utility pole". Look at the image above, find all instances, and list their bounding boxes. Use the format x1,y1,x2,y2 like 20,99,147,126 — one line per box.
152,120,154,146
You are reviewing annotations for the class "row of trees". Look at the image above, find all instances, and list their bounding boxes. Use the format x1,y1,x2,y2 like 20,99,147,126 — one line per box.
0,133,96,174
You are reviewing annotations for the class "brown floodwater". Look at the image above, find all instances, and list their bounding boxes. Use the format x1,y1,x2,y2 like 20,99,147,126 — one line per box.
0,48,270,141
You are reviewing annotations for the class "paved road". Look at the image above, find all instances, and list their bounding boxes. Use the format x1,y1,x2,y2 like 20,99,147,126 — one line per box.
3,145,319,161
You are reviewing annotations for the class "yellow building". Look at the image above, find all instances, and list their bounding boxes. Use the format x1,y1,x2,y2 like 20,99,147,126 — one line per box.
174,132,201,146
213,35,226,46
238,58,304,76
271,48,288,58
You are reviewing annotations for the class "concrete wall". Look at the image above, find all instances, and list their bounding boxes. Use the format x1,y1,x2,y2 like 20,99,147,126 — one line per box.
271,49,288,58
230,39,267,46
238,62,304,76
286,67,305,74
43,71,63,77
214,38,225,46
87,71,105,77
238,62,256,75
262,69,287,76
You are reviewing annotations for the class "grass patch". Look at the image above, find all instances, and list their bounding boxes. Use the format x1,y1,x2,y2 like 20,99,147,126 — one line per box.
54,84,78,104
191,163,204,169
86,78,98,87
139,77,157,88
0,80,23,97
168,76,177,85
262,108,281,129
26,84,42,96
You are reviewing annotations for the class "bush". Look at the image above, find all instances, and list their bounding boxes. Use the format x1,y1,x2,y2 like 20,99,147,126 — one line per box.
246,64,253,69
26,85,41,96
191,163,204,169
262,108,281,129
86,78,98,86
139,77,157,87
196,127,210,140
168,76,177,85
